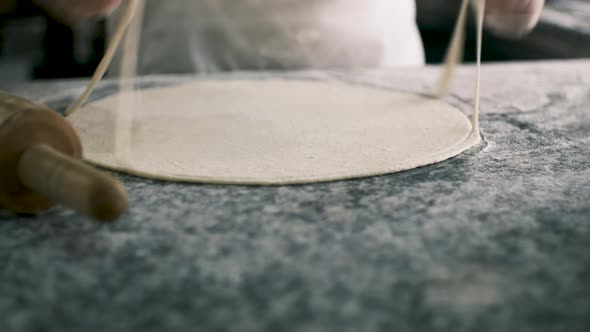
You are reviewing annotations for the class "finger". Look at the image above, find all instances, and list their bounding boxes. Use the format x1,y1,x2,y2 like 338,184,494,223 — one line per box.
486,0,544,14
34,0,122,24
484,0,545,39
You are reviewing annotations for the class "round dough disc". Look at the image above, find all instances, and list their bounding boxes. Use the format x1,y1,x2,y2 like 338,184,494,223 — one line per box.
69,79,480,185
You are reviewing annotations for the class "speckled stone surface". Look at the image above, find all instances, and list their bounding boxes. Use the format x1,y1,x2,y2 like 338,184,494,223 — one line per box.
1,61,589,332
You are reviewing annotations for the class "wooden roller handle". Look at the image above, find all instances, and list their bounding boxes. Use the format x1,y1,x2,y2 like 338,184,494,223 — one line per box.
18,144,128,222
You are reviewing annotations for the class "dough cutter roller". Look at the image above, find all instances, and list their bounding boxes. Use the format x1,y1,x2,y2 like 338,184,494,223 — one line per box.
0,90,128,222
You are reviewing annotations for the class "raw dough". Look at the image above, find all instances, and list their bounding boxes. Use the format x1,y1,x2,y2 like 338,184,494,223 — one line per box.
65,0,485,185
69,79,480,185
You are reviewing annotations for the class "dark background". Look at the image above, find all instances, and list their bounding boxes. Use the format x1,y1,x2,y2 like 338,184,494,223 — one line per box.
0,0,589,82
418,0,590,63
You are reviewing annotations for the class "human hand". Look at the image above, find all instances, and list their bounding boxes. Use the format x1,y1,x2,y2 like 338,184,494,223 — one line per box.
33,0,121,24
485,0,545,39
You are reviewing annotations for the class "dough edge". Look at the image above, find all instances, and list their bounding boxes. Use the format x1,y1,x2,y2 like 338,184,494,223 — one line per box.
84,119,481,185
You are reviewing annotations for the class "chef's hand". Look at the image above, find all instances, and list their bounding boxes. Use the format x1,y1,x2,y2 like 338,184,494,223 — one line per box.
485,0,545,39
33,0,121,24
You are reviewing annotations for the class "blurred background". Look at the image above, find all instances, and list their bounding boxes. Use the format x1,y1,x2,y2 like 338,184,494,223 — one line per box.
0,0,588,83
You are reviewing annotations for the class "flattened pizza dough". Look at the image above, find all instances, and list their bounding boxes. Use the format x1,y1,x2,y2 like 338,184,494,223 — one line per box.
69,79,480,185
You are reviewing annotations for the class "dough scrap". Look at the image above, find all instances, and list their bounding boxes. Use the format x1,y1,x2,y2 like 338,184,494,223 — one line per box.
70,79,480,185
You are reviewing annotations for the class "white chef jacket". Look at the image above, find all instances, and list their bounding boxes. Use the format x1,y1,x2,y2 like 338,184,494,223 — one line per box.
109,0,425,75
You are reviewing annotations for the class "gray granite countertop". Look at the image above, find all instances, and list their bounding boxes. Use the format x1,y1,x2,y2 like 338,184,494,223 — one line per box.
1,61,589,332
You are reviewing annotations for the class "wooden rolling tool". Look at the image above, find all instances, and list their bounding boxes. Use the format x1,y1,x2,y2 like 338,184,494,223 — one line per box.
0,90,128,222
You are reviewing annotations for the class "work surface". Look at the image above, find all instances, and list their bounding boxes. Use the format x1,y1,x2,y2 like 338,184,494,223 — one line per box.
1,61,589,332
